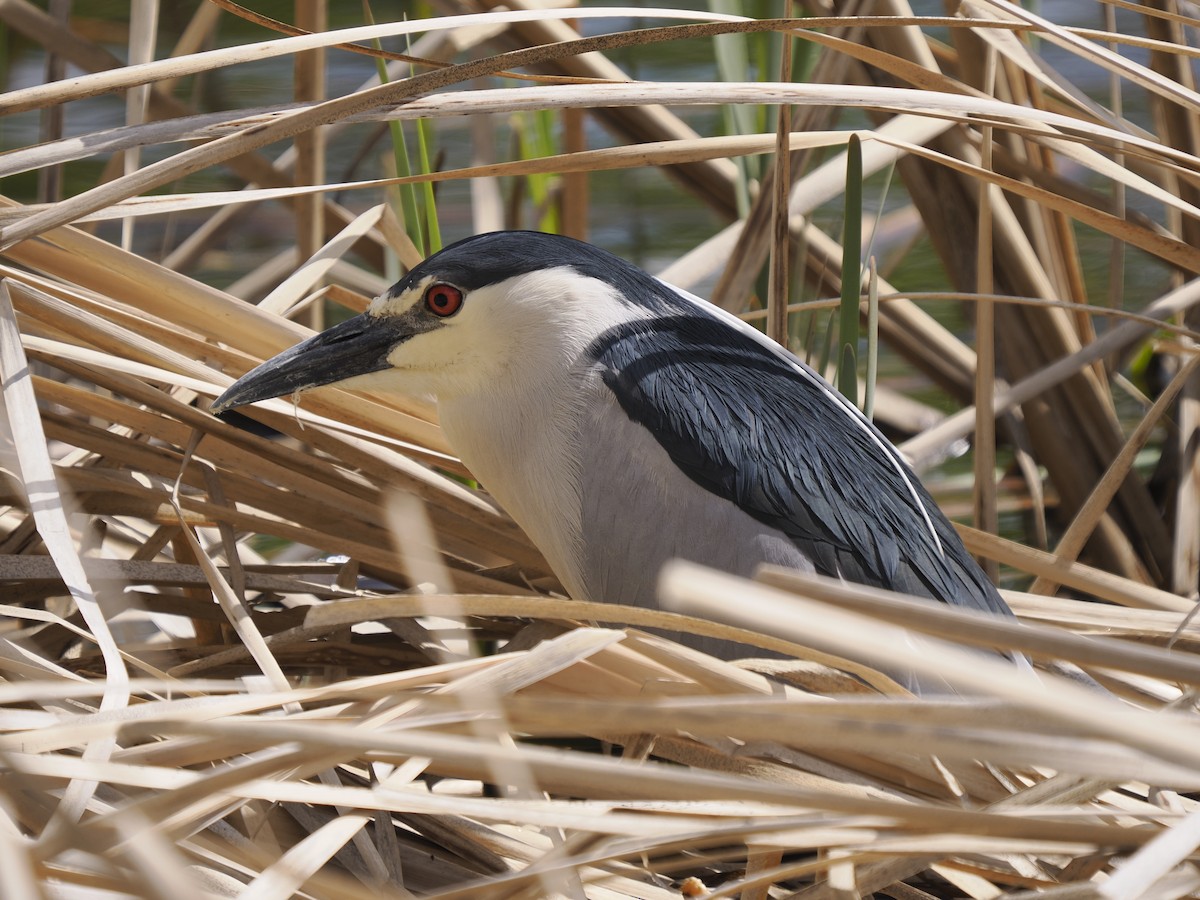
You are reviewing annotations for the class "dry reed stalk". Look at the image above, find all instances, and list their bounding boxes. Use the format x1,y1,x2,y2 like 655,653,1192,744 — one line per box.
1,3,1198,896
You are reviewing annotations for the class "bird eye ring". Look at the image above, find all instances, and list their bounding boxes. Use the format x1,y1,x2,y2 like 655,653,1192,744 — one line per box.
424,283,463,317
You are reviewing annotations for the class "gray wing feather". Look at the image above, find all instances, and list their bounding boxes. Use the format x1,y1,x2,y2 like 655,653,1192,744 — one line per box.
587,313,1013,619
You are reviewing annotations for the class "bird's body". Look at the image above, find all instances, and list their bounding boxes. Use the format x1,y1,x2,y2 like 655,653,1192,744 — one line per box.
214,231,1017,651
443,337,817,611
422,262,821,612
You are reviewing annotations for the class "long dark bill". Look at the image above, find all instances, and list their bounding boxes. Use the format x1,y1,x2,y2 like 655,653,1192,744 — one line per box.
211,313,406,415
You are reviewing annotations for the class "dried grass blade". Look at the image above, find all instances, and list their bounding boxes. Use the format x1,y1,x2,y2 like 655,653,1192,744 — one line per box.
1099,808,1200,899
240,812,371,900
0,810,40,900
0,281,128,828
968,526,1192,614
660,561,1200,772
258,204,386,316
9,75,1196,250
1031,353,1200,595
37,132,850,226
167,437,289,692
754,566,1200,686
902,276,1200,464
0,8,748,116
980,0,1200,113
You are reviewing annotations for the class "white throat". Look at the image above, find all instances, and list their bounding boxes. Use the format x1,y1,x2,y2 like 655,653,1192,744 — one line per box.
431,270,642,599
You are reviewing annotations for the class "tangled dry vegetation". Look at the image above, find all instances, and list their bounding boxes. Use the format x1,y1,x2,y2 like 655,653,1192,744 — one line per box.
2,1,1200,897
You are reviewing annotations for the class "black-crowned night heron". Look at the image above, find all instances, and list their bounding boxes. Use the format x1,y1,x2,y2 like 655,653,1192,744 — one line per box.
213,231,1016,647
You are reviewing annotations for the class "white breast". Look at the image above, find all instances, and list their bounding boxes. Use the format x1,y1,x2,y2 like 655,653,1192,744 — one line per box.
438,369,589,599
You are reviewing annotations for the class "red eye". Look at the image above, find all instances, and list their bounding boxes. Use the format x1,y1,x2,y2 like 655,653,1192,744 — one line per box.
424,283,463,317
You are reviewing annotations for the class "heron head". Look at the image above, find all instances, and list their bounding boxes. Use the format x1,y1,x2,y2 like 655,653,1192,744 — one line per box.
212,231,645,415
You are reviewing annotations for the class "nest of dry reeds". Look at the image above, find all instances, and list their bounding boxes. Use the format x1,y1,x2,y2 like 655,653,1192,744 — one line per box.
2,2,1200,897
